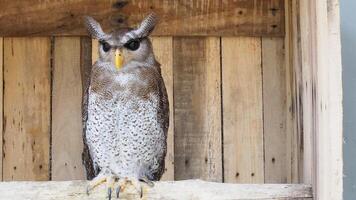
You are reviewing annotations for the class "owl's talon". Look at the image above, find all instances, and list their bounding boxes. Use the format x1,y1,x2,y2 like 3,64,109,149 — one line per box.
86,186,90,196
116,186,120,198
140,177,154,187
140,185,143,198
86,175,107,195
107,187,112,200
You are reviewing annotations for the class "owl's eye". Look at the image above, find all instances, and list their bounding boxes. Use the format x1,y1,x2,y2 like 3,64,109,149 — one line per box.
124,40,140,51
101,41,111,52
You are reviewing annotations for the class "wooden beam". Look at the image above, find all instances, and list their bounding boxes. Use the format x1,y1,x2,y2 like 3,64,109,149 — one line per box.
0,0,285,37
284,0,304,184
0,180,312,200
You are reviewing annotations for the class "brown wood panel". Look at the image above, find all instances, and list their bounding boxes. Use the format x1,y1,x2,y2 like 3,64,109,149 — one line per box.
0,0,284,37
262,37,287,183
222,37,264,183
173,37,222,181
0,37,3,181
52,37,86,180
3,37,51,181
151,37,174,181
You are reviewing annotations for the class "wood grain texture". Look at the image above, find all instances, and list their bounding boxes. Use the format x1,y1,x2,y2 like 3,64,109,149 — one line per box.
0,38,3,181
52,37,86,180
262,37,287,183
0,181,313,200
284,0,304,184
299,0,343,199
0,0,284,37
3,38,51,181
151,37,174,181
173,37,222,182
222,37,264,183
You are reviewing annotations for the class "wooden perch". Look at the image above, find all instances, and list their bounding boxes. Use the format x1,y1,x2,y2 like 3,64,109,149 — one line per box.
0,180,312,200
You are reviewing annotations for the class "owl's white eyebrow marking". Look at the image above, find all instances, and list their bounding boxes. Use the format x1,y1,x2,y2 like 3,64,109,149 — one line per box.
121,31,139,45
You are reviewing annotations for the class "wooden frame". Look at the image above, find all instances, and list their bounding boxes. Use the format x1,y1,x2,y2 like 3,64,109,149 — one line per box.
300,0,343,199
0,0,343,199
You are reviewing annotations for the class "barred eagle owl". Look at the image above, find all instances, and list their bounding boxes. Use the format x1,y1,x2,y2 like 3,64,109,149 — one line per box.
83,13,168,199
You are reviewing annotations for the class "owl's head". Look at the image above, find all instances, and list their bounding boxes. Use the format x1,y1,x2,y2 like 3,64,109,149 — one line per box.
85,13,158,70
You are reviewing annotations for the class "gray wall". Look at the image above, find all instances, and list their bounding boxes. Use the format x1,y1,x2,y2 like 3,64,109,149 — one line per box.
341,0,356,199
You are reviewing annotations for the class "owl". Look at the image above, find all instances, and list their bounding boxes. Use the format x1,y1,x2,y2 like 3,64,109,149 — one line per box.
83,13,169,199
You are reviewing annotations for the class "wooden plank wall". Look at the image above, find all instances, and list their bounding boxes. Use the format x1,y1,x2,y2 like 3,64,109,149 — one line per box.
3,38,51,181
0,35,296,183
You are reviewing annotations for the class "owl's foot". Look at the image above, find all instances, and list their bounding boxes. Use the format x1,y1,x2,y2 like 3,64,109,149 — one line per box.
106,176,117,200
86,175,107,195
86,175,117,200
115,177,154,199
140,177,154,187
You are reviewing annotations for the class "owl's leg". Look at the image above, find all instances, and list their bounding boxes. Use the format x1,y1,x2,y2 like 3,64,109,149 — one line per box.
106,176,117,200
86,174,107,195
139,177,154,187
115,177,154,199
86,172,118,200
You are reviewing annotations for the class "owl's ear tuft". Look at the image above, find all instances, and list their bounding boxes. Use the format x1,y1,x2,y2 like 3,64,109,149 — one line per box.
84,16,107,40
134,13,158,38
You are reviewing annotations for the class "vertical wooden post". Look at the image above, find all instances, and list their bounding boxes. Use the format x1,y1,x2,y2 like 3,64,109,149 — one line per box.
299,0,343,199
285,0,307,184
0,37,3,181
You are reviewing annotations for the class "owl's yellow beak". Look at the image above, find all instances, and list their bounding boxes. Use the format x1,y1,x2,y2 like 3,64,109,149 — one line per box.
115,49,123,70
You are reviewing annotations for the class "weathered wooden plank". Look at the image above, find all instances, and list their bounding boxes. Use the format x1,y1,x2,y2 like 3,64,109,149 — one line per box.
151,37,174,181
299,0,343,199
222,37,264,183
284,0,303,184
52,37,86,180
3,38,51,181
0,180,313,200
0,37,3,181
173,37,222,181
262,37,287,183
0,0,285,37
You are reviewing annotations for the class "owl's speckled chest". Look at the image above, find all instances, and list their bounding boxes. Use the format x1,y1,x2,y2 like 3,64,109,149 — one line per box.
86,86,167,180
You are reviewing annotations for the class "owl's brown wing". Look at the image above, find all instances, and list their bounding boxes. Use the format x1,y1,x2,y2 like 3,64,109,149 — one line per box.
151,68,169,180
81,62,97,180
